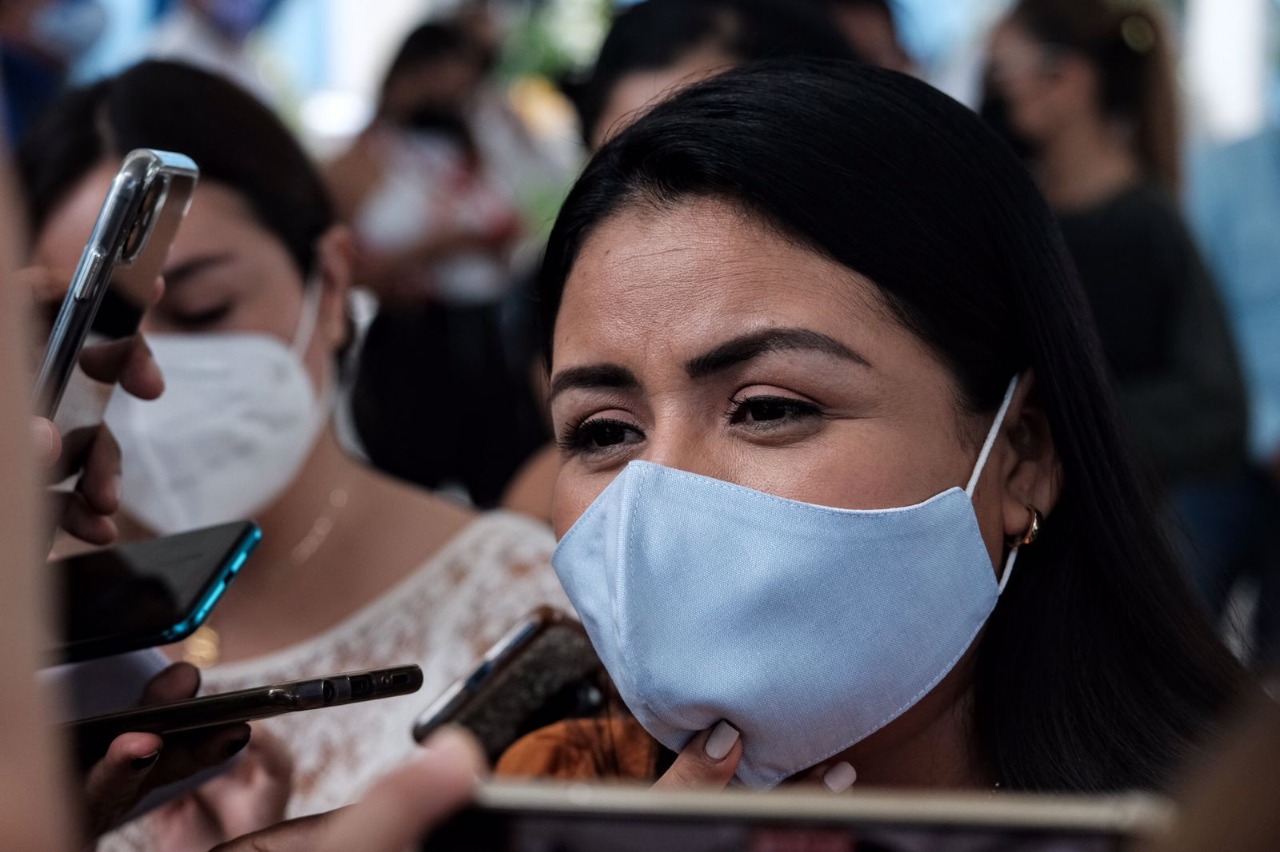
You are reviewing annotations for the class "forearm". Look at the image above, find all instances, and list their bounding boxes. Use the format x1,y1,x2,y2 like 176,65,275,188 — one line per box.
0,161,76,848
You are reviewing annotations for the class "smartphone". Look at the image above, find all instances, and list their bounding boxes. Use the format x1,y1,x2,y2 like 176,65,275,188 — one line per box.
423,782,1173,852
69,665,424,767
52,520,261,665
31,148,198,463
412,608,607,762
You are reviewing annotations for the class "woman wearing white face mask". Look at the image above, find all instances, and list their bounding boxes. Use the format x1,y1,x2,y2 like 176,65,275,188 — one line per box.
493,60,1251,797
19,61,568,850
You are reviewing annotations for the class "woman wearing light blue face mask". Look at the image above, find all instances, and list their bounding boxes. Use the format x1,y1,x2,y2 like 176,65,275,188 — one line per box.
21,61,569,849
495,59,1250,796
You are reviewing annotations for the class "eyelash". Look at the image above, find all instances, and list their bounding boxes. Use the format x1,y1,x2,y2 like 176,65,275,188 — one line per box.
727,395,823,427
558,396,824,457
169,304,231,329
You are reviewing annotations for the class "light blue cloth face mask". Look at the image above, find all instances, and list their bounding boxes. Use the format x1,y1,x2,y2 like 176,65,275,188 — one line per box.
553,376,1022,788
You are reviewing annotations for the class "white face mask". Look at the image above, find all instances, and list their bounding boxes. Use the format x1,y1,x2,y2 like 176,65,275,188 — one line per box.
105,285,329,534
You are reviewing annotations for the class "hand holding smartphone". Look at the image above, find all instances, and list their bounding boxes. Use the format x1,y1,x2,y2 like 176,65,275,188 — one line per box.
411,608,607,762
33,148,197,422
69,665,424,770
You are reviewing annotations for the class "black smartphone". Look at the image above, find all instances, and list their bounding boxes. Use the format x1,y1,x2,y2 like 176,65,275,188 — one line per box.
52,520,261,665
423,783,1172,852
69,665,424,767
32,148,197,466
411,608,607,762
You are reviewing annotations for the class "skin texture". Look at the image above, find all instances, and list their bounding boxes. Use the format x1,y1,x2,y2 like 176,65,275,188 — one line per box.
548,197,1062,788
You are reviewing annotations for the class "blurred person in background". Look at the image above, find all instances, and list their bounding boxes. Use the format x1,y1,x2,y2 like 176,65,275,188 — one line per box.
332,21,548,509
570,0,859,150
807,0,914,74
1186,127,1280,666
20,60,567,851
0,0,106,143
148,0,286,106
981,0,1251,625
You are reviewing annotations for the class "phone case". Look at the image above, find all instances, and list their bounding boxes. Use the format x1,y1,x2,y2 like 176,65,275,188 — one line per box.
412,608,606,760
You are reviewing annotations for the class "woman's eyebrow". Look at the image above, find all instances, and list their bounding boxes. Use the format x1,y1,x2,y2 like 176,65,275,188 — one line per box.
684,328,871,379
161,253,234,289
548,364,641,403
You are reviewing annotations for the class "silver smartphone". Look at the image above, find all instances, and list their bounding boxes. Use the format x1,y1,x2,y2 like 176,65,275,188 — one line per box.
32,148,198,459
423,782,1173,851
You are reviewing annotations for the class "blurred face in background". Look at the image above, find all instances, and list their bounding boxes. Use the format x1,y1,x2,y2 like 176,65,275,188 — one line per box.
382,56,483,124
984,18,1097,155
32,163,349,396
830,3,913,74
591,43,735,148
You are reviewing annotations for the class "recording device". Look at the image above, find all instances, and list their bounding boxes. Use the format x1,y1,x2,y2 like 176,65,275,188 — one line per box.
423,782,1173,852
69,664,424,768
52,520,260,665
412,608,607,762
32,148,197,464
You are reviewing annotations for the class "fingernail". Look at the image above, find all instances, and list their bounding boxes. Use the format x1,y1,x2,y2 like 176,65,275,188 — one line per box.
130,751,161,772
704,721,740,761
109,474,122,506
225,734,250,757
823,762,857,793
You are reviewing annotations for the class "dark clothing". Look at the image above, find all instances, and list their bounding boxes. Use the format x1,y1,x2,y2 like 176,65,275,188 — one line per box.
1056,182,1249,483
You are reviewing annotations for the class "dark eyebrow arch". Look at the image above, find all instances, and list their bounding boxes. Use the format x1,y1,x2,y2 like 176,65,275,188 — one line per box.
685,328,871,379
161,253,234,289
548,364,641,403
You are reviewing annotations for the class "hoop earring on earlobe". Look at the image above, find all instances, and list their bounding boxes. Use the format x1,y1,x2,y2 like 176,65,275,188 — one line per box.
1018,505,1043,546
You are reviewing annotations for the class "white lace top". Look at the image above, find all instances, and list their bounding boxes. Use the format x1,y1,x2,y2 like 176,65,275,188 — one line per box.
104,511,568,850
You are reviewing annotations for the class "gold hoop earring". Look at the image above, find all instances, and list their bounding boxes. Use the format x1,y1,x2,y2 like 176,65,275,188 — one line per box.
1018,505,1043,546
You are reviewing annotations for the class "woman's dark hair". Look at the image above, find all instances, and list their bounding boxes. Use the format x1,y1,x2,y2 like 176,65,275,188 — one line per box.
1010,0,1180,192
378,21,481,111
538,59,1246,792
17,60,333,278
573,0,859,145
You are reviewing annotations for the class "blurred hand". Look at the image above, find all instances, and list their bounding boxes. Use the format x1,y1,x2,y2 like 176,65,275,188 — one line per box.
79,662,251,840
149,726,293,852
208,728,484,852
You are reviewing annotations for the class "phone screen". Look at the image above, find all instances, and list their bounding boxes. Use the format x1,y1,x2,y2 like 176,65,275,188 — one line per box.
54,521,259,663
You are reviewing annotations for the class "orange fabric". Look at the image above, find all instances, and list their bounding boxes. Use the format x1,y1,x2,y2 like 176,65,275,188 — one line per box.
495,715,660,782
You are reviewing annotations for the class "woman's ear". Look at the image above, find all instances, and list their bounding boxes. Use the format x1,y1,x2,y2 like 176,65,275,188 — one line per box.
313,225,356,351
1000,370,1063,542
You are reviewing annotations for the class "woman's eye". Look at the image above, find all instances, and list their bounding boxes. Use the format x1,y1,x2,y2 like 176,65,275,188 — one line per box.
730,396,821,426
559,418,643,455
169,304,231,329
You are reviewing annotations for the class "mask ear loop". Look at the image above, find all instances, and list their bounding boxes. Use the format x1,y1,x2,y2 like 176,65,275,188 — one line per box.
290,276,324,356
964,374,1023,595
